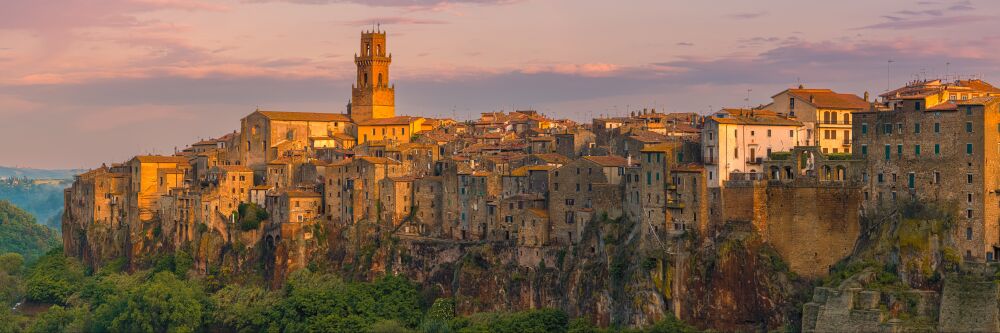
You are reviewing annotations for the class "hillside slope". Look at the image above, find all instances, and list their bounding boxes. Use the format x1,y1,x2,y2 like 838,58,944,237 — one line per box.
0,200,59,262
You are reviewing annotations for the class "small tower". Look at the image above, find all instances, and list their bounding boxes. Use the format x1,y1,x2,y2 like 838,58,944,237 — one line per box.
349,29,395,122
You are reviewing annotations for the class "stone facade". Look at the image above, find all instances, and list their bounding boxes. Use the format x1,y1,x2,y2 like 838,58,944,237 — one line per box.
852,98,1000,261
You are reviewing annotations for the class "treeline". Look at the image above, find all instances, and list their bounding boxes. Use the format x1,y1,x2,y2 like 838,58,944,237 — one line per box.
0,249,698,333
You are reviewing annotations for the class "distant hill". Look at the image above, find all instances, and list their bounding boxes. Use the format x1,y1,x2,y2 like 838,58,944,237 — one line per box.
0,166,85,180
0,178,71,229
0,200,59,262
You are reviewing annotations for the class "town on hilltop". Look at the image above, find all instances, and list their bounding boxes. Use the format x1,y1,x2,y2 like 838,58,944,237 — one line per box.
62,30,1000,330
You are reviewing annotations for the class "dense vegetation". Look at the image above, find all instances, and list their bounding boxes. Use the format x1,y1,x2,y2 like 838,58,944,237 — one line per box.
0,200,60,262
0,249,698,333
0,178,68,229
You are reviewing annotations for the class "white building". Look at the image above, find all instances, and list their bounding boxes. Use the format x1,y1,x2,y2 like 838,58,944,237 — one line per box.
702,109,807,188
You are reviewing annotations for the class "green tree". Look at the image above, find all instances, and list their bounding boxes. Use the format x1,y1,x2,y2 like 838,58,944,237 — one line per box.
211,284,281,332
25,250,84,304
105,272,206,333
0,201,59,262
0,253,23,275
27,305,89,333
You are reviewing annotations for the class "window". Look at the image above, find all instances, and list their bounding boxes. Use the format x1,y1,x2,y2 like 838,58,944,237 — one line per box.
933,172,940,184
646,172,652,185
967,143,973,155
935,144,940,155
914,123,920,133
967,227,973,240
750,130,755,136
908,173,915,189
915,145,921,156
884,123,892,134
789,130,794,137
566,199,574,206
861,123,868,134
967,122,974,133
966,106,973,115
968,173,974,184
915,101,922,110
861,145,868,157
734,147,739,159
967,209,974,219
884,145,891,160
968,193,973,203
767,129,772,137
877,173,884,183
897,144,903,157
934,123,940,133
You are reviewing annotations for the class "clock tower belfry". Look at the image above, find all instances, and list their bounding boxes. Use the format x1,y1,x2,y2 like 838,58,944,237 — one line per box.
348,29,395,122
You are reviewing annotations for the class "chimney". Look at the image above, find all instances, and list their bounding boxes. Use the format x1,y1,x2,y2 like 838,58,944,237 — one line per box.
809,95,815,104
863,91,869,101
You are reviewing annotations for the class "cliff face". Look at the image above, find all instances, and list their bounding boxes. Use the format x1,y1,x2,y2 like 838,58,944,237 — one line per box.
65,204,805,330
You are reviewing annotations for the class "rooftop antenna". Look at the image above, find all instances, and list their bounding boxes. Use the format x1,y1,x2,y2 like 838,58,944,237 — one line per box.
745,88,752,109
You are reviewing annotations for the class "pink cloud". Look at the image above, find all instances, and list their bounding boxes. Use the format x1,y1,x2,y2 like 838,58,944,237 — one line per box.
519,63,622,77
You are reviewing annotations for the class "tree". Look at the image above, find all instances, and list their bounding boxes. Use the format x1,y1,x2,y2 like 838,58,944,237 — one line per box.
211,284,281,332
27,305,89,333
25,250,84,304
0,253,23,275
105,272,206,333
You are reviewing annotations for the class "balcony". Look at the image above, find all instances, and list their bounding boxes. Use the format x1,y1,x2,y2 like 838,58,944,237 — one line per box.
666,200,685,209
842,139,852,146
820,120,852,125
746,157,763,165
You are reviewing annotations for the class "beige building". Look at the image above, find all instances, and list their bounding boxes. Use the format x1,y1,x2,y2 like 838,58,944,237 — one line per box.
766,88,870,154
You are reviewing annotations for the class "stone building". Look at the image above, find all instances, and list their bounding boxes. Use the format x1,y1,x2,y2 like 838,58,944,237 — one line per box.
555,129,596,158
548,155,627,245
349,29,395,122
379,176,415,226
852,96,1000,261
240,110,352,170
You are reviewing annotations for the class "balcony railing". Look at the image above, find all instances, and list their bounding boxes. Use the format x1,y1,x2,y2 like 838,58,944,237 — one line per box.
842,139,852,145
746,157,763,165
820,120,852,125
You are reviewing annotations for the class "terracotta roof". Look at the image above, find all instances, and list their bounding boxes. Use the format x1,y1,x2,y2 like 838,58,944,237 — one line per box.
709,114,802,126
956,96,998,106
357,156,401,165
510,165,557,177
628,130,671,143
331,132,356,141
256,110,352,122
357,116,422,126
926,102,958,111
531,153,572,165
132,155,190,164
192,139,217,146
528,136,555,142
584,155,628,167
781,89,869,110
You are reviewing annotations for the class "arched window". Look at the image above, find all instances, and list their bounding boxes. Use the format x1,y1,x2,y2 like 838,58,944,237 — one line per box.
363,73,368,85
378,73,383,86
824,111,831,123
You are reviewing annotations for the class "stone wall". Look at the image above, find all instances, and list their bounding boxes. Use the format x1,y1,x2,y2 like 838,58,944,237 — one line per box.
938,277,999,332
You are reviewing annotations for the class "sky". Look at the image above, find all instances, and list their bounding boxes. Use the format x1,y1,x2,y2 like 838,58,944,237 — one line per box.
1,0,999,169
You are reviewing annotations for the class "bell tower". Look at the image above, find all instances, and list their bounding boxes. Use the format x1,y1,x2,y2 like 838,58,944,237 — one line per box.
349,29,395,122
